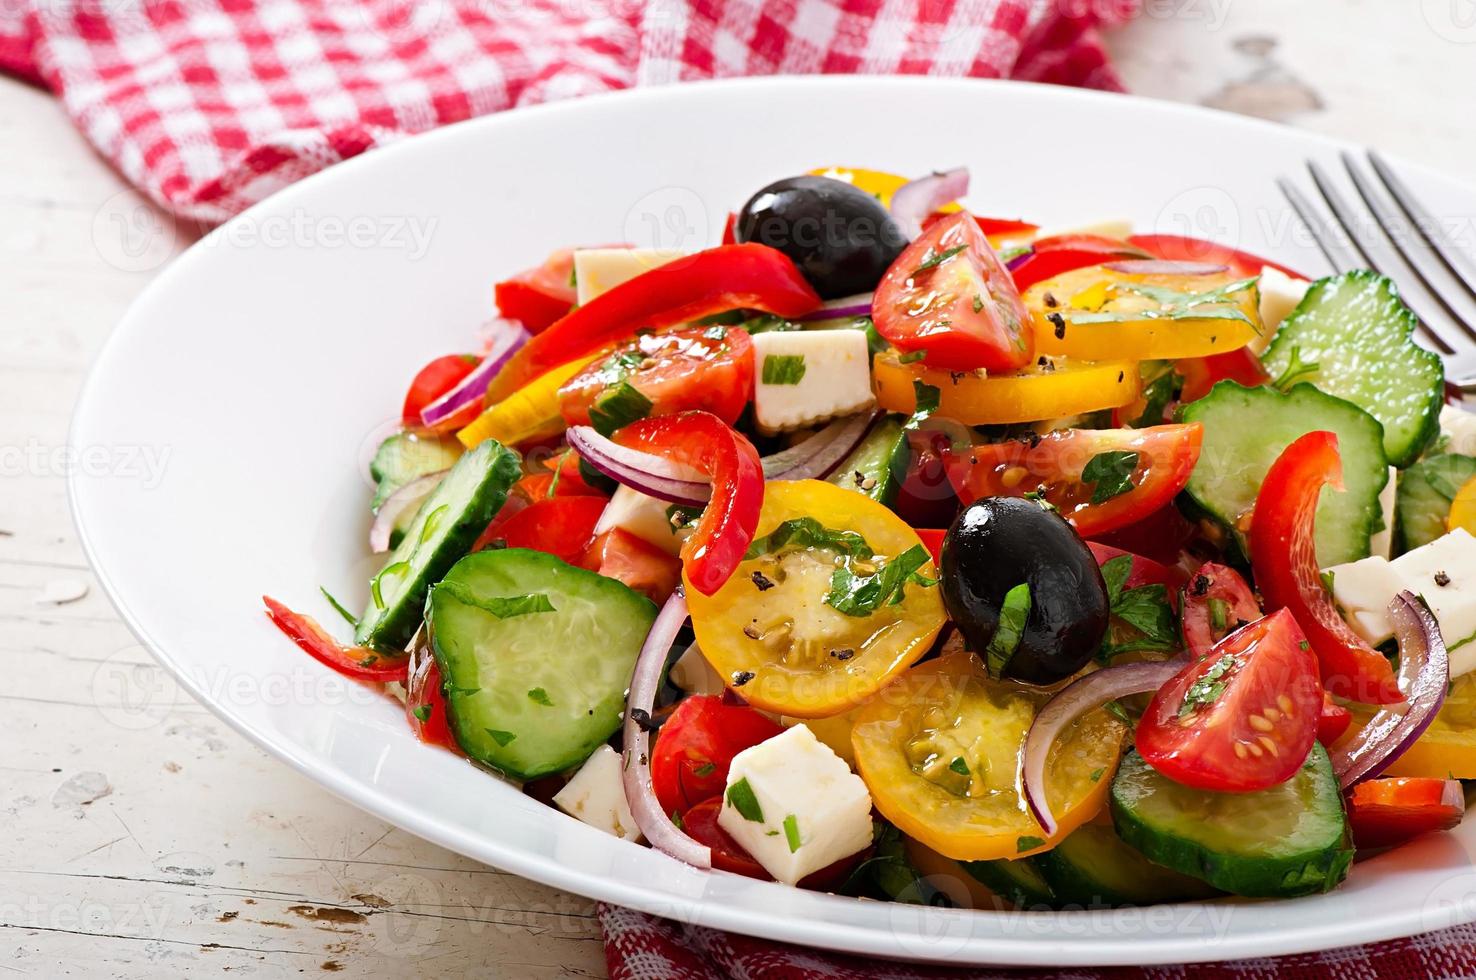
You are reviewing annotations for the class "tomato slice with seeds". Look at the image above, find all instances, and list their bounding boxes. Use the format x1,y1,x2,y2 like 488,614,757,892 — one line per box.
1181,562,1262,661
649,695,784,819
947,424,1203,538
872,212,1034,373
1347,777,1465,849
1136,608,1321,793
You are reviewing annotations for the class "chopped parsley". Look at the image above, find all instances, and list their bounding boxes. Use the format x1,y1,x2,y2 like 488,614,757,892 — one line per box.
1096,554,1179,661
485,728,517,747
949,757,971,776
1082,450,1140,504
1179,653,1238,718
912,243,967,275
319,586,358,627
412,704,432,722
1017,835,1045,853
896,349,928,364
1271,345,1321,392
783,814,802,853
1128,369,1181,428
437,582,557,619
725,777,764,822
693,763,716,778
527,688,553,707
1089,767,1105,782
971,293,985,313
1208,596,1230,633
762,354,807,385
825,544,936,618
745,517,875,560
985,582,1032,678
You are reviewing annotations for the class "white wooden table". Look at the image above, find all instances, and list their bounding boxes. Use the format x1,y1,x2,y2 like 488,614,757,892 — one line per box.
4,2,1475,975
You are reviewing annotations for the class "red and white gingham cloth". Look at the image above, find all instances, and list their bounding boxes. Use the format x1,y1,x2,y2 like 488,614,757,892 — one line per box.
0,0,1129,223
8,1,1472,975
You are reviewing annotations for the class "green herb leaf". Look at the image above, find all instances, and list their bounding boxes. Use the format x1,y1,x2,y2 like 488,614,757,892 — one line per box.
905,381,942,430
1089,767,1105,782
1128,368,1182,428
897,349,928,364
762,354,808,385
527,688,553,707
1271,345,1321,392
949,757,970,776
485,728,517,747
412,704,432,722
746,517,875,560
1099,554,1133,604
1208,596,1230,633
783,814,802,853
693,763,716,778
1017,835,1045,853
1083,450,1140,504
912,243,967,275
437,581,557,619
986,582,1032,678
588,380,653,436
825,544,934,618
725,777,765,822
319,586,358,627
1103,699,1133,728
1179,653,1238,718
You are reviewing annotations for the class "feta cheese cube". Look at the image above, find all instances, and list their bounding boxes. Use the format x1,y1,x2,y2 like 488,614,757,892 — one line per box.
573,248,688,305
1254,266,1311,353
553,745,641,842
717,725,873,885
751,329,875,435
1322,555,1407,646
1370,466,1398,560
669,642,725,696
1440,404,1476,457
594,485,689,556
1392,528,1476,655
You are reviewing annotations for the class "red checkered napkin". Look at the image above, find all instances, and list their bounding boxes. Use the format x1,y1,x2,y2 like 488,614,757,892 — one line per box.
0,0,1130,224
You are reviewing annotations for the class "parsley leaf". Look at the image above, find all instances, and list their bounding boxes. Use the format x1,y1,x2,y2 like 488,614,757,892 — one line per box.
905,380,942,431
985,582,1032,678
319,586,358,627
437,582,557,619
1179,653,1238,718
949,757,970,776
762,354,807,385
412,704,432,722
745,517,875,560
1017,835,1045,853
897,349,928,364
1083,450,1140,504
1096,555,1180,660
485,728,517,746
1271,345,1321,392
527,688,553,707
825,544,935,618
912,243,967,275
1128,369,1181,428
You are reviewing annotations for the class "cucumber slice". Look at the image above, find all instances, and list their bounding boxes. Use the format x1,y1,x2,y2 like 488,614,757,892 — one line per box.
428,548,657,779
1033,822,1219,907
369,432,463,511
1180,382,1388,567
828,417,908,506
961,856,1056,909
1395,452,1476,554
355,440,520,651
1261,272,1444,467
1110,746,1353,899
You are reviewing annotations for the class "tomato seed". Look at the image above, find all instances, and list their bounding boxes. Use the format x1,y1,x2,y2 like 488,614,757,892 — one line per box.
1249,714,1275,733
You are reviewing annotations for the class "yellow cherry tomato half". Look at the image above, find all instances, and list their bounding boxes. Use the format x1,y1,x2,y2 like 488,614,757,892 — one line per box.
872,350,1141,425
850,652,1126,862
457,354,599,449
1350,669,1476,778
1448,473,1476,534
685,479,946,718
1023,266,1262,361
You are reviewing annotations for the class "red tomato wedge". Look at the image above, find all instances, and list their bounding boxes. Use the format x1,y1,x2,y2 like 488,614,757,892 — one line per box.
873,212,1033,372
1086,503,1197,567
1128,233,1305,281
402,354,479,427
1008,234,1150,292
650,695,784,818
1087,541,1186,599
1347,777,1465,849
1249,431,1404,705
1316,692,1352,746
580,528,682,606
558,325,755,429
261,596,408,683
947,424,1203,538
1182,562,1262,661
494,248,579,332
490,496,607,566
1137,608,1322,793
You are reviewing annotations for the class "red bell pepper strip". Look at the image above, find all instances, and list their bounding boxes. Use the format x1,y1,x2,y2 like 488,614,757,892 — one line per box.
1128,233,1306,281
262,596,408,683
1249,431,1404,704
494,248,579,333
923,211,1038,238
613,411,764,595
1008,234,1151,292
1177,348,1270,403
1347,777,1465,849
485,244,821,404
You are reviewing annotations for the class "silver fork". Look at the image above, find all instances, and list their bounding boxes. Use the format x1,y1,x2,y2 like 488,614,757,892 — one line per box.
1278,151,1476,391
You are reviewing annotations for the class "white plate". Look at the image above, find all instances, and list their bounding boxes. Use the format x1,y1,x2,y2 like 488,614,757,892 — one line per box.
70,76,1476,967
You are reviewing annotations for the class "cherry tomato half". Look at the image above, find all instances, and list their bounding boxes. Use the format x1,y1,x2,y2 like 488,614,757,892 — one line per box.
947,424,1203,538
1181,562,1262,661
494,248,578,332
1347,777,1465,850
1137,609,1321,793
490,496,607,567
402,354,479,427
1087,541,1186,598
580,528,682,606
873,212,1033,373
650,695,784,818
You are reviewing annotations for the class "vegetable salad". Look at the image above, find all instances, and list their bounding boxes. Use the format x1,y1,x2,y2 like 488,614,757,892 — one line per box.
264,165,1476,909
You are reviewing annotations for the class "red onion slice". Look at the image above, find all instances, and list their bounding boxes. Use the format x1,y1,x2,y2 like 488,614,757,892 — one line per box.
1329,591,1448,790
622,590,711,868
794,294,874,322
368,471,445,552
1104,260,1231,276
418,321,530,427
1007,248,1033,272
1022,659,1183,837
891,167,969,241
761,412,876,481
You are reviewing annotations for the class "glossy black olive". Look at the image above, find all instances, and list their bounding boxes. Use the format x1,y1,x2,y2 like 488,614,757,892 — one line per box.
940,497,1110,686
735,175,908,299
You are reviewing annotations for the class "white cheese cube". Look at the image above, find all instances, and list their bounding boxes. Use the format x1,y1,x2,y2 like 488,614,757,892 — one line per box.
573,248,688,305
1440,404,1476,457
669,642,725,696
1392,528,1476,656
1322,555,1406,646
751,330,875,435
594,485,688,556
553,745,641,842
717,725,873,885
1254,266,1311,353
1371,466,1398,561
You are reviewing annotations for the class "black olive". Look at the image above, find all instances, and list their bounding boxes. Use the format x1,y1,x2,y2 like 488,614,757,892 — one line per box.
735,175,908,299
940,497,1110,686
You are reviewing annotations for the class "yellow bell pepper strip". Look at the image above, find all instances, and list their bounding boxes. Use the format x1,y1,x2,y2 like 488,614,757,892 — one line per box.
1449,473,1476,533
457,354,599,449
482,244,820,405
1349,670,1476,778
872,351,1140,425
1023,266,1263,361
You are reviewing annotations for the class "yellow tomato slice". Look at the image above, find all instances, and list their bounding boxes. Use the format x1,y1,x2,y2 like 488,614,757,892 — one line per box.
456,354,599,449
1448,474,1476,533
872,351,1140,425
851,652,1126,862
685,479,945,718
1023,266,1263,361
1350,669,1476,778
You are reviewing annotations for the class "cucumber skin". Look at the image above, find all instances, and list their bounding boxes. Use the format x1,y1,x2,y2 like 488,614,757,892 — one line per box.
1110,747,1354,899
369,432,463,511
1179,381,1388,568
428,549,657,780
962,857,1056,909
828,417,908,506
1395,453,1476,554
355,440,520,652
1033,822,1220,907
1261,271,1444,468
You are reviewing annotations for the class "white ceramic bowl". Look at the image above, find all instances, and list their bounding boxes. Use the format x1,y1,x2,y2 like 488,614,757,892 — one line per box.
70,76,1476,967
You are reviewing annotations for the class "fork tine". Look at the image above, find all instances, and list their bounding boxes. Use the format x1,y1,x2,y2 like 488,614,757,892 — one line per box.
1367,151,1476,299
1342,151,1476,345
1306,160,1461,355
1277,178,1358,274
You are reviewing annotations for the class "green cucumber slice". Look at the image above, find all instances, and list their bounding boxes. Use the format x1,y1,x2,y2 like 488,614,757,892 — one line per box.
1179,382,1388,567
1033,822,1220,907
1110,746,1353,899
355,440,520,651
370,431,463,511
961,856,1055,909
828,417,908,506
1395,452,1476,554
428,548,657,779
1261,271,1444,467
